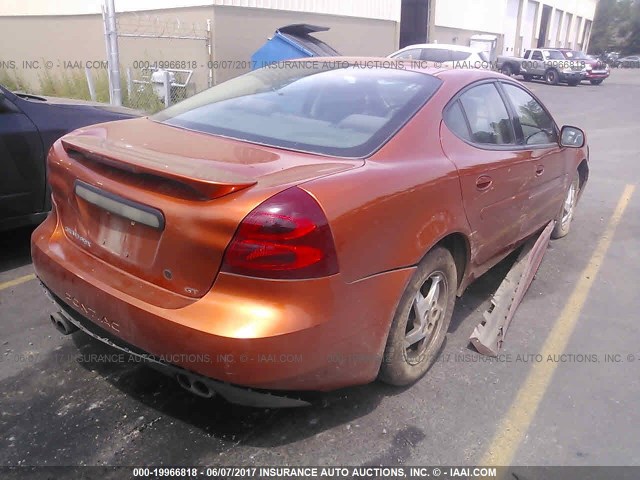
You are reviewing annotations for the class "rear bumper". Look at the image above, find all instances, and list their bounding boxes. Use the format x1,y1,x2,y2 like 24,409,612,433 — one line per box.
32,211,412,393
45,288,309,407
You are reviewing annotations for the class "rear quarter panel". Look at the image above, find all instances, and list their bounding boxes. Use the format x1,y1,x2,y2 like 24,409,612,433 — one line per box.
302,84,472,285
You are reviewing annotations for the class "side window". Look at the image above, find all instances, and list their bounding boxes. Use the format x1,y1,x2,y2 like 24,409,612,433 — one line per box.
451,51,471,62
524,50,531,59
422,48,452,62
458,83,515,145
531,50,543,61
392,48,423,60
443,100,471,141
502,83,557,145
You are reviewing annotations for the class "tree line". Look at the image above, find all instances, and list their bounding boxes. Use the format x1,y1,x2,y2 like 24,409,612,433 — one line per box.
590,0,640,54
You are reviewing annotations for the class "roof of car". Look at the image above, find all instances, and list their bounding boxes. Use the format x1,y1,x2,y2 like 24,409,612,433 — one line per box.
395,43,482,53
286,56,504,82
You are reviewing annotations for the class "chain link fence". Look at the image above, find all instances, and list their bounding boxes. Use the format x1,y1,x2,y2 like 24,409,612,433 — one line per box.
105,6,213,113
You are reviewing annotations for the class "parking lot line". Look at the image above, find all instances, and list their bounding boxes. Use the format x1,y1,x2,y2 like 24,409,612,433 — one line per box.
0,273,36,292
481,184,636,468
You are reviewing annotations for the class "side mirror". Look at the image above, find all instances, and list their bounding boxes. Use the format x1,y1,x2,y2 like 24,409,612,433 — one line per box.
560,125,585,148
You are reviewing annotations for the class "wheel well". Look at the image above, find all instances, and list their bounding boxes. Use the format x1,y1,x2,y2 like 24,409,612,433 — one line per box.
436,233,469,289
577,159,589,191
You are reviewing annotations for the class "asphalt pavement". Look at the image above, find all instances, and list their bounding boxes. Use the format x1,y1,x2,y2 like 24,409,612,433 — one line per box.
1,69,639,471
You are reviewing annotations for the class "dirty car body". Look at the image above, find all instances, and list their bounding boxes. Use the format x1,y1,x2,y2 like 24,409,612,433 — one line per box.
32,60,589,406
0,85,139,231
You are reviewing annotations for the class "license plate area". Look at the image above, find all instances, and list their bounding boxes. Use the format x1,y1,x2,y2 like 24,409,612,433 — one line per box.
73,181,164,266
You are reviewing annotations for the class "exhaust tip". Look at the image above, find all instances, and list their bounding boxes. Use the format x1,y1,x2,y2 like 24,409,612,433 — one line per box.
50,312,78,335
176,373,215,398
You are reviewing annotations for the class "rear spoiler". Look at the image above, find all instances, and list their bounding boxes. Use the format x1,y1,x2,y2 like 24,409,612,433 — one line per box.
61,134,257,200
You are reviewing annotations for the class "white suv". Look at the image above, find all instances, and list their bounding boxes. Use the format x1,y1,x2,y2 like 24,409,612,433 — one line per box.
388,43,489,68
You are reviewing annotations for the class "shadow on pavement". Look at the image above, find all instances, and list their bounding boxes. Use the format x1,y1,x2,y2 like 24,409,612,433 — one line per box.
0,225,35,273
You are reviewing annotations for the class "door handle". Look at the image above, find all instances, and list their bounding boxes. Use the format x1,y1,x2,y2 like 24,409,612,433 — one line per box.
476,175,493,191
535,165,545,176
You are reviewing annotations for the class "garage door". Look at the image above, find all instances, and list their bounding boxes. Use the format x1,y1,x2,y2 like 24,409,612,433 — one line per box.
521,0,538,52
503,0,520,55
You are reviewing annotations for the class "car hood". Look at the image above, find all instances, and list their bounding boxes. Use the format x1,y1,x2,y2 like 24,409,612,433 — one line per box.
581,58,608,69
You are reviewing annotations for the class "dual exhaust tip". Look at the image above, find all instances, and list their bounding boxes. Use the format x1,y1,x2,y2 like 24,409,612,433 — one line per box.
50,312,79,335
49,310,217,400
176,373,216,398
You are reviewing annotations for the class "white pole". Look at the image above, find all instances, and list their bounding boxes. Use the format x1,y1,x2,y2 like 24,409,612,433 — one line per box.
84,67,97,101
207,18,213,88
163,71,171,108
104,0,122,106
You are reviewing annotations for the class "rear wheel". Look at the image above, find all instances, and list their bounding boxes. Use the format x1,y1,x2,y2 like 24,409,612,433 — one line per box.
568,80,579,86
552,174,580,239
545,69,559,85
379,246,456,386
590,79,604,85
522,74,533,82
501,64,513,76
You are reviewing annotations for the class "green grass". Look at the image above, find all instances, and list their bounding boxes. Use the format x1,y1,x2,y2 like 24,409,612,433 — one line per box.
0,69,32,93
1,67,166,113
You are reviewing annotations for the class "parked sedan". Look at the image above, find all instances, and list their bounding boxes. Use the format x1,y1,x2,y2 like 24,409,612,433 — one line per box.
0,85,139,231
32,60,588,407
389,43,490,68
619,55,640,68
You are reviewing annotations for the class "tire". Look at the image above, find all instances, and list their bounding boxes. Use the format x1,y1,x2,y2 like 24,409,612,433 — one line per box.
522,74,533,82
501,64,513,76
378,246,456,386
545,69,559,85
590,79,604,85
552,174,580,239
568,80,579,86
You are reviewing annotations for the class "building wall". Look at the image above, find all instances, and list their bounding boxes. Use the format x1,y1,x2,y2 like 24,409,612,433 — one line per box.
0,4,398,93
428,26,504,56
429,0,597,56
212,6,399,83
433,0,507,34
0,0,401,21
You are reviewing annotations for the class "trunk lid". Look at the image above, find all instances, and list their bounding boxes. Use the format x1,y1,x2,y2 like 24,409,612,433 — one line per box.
49,118,362,299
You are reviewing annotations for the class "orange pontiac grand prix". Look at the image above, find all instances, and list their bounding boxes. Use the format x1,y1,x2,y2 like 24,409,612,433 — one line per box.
32,59,588,407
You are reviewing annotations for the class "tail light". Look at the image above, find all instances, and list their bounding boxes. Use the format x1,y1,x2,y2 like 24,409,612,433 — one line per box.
221,187,339,279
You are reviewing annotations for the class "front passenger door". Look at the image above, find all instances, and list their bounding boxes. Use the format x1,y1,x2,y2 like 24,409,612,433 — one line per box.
500,82,566,237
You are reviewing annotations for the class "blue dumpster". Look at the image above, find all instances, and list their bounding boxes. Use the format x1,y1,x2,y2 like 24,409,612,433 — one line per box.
251,24,340,69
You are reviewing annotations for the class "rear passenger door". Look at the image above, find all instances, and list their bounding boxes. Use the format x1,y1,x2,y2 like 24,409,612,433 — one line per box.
440,82,531,266
499,81,566,237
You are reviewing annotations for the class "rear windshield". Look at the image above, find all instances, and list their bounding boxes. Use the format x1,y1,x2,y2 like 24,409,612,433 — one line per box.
153,63,442,158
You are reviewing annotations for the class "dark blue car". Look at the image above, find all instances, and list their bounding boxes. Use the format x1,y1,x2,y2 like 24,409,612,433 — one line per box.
0,85,139,231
